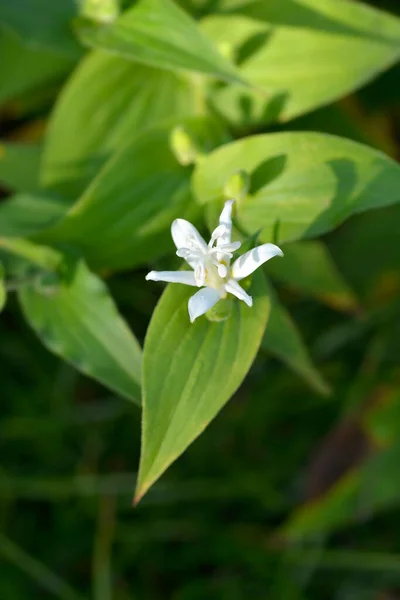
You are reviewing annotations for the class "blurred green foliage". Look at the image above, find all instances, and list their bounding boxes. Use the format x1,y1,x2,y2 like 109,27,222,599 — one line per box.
2,0,400,598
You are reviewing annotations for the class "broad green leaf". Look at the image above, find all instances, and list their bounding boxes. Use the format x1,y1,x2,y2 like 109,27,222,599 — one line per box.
202,0,400,125
0,27,75,104
76,0,243,84
135,269,270,502
41,50,197,198
261,284,330,395
192,132,400,244
19,260,141,404
0,263,6,312
0,194,66,238
267,240,359,313
0,143,41,194
39,120,228,271
0,0,80,57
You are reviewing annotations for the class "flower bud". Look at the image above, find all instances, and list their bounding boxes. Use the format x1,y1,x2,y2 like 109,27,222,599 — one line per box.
223,169,249,202
79,0,119,24
170,125,199,166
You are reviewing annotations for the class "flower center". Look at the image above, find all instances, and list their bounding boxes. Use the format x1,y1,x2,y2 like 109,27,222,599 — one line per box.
177,225,241,288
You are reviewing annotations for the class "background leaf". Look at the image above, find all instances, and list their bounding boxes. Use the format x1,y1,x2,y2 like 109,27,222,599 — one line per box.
76,0,242,83
0,195,66,238
0,263,6,312
0,0,80,57
193,132,400,244
39,119,228,271
136,269,270,502
267,240,359,313
19,260,142,404
0,142,41,194
328,203,400,307
41,51,197,198
282,439,400,541
202,0,400,126
0,27,75,105
261,281,330,396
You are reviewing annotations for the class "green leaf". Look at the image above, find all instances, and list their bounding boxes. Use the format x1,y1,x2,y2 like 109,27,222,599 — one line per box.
135,269,270,502
328,203,400,305
202,0,400,125
0,26,75,105
41,50,197,198
0,143,41,194
0,194,66,238
0,0,80,57
0,238,63,273
39,119,228,271
19,260,141,404
76,0,243,84
267,240,359,313
261,283,330,396
192,132,400,244
0,263,6,312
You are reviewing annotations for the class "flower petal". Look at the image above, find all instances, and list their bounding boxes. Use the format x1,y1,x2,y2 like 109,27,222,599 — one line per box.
208,224,226,248
171,219,207,267
219,199,234,229
217,200,234,248
225,279,253,307
146,271,197,286
188,287,222,323
232,243,283,280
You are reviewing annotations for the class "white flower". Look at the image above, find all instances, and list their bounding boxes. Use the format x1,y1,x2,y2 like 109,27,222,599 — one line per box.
146,200,283,323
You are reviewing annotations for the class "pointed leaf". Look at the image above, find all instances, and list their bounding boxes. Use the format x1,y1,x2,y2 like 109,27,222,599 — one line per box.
261,282,330,396
76,0,243,84
192,132,400,244
136,269,270,502
19,260,141,404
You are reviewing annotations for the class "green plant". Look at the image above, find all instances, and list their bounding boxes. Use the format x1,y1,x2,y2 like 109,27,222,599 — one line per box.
3,0,400,596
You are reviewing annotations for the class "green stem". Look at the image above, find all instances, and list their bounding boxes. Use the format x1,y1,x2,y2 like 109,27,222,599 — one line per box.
92,496,116,600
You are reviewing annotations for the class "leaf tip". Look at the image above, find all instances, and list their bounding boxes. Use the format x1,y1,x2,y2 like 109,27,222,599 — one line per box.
133,480,149,507
132,493,142,507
